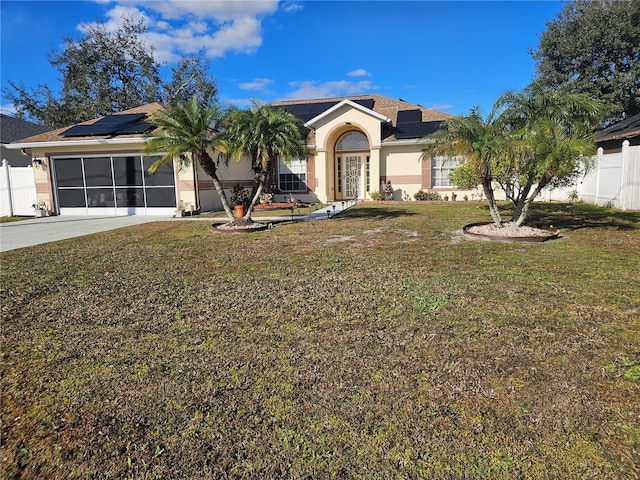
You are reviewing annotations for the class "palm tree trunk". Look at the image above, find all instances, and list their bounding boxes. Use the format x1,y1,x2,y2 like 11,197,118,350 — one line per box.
244,169,269,220
199,150,235,221
481,176,502,227
514,170,553,226
511,176,535,222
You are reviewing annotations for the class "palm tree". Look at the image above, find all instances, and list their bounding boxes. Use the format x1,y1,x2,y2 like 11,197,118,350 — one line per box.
495,89,600,225
223,100,308,220
422,107,522,227
144,93,235,221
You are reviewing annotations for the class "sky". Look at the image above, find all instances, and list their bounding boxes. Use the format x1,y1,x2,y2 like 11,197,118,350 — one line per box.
0,0,565,120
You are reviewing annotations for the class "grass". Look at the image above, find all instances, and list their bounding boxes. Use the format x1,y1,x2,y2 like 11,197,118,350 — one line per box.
199,203,327,219
1,202,639,479
0,216,35,223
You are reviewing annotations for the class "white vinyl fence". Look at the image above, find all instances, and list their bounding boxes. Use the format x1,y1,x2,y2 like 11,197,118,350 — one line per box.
546,140,640,210
0,159,37,216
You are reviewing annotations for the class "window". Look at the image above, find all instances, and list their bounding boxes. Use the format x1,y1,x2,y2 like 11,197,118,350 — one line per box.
278,157,307,192
431,156,460,187
336,131,369,151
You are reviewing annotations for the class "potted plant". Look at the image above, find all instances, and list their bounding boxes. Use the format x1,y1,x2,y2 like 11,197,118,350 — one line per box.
231,184,250,218
175,200,194,217
32,200,48,217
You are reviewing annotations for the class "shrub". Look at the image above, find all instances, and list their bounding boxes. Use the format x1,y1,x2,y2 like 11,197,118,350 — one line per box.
414,191,442,201
370,191,385,201
231,184,251,207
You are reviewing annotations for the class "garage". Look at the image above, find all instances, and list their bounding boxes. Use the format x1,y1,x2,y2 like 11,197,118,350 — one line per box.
53,154,176,215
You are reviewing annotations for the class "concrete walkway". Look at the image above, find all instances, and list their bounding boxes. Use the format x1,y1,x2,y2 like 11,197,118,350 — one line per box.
0,201,355,252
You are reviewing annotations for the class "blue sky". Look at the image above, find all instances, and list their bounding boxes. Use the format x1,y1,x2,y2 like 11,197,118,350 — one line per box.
1,0,564,119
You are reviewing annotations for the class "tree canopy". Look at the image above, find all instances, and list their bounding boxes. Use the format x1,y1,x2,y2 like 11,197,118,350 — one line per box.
144,94,235,221
222,101,309,219
424,89,600,227
531,0,640,126
3,16,217,129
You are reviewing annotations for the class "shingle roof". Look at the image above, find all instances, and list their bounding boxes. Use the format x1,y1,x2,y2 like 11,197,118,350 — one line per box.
273,94,453,142
0,115,51,144
9,103,165,145
595,113,640,143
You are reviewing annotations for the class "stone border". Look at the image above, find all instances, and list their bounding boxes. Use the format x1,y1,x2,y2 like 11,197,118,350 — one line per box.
211,223,270,234
462,222,560,242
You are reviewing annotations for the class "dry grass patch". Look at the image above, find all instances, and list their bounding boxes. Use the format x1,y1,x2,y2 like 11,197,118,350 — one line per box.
1,202,639,479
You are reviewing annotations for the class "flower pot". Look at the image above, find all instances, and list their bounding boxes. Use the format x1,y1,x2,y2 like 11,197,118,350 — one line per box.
34,209,47,217
234,205,247,218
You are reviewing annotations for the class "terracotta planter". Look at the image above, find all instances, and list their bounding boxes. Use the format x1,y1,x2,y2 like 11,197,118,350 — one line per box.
234,205,247,218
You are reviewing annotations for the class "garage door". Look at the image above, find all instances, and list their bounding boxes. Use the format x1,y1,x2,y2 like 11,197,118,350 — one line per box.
53,155,177,215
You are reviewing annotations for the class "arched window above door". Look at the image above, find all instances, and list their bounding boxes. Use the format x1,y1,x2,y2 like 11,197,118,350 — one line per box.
336,131,369,151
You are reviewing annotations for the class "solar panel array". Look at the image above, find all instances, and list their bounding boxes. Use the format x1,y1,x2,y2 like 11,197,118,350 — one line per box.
61,113,154,137
395,109,442,139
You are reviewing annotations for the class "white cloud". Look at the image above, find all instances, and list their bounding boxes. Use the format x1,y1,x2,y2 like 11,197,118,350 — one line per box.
80,0,280,62
285,80,377,100
427,103,453,111
136,0,278,22
282,1,303,13
239,78,274,91
203,16,263,57
348,69,370,77
0,103,17,116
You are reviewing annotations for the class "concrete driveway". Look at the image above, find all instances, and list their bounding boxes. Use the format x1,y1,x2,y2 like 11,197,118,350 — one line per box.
0,216,166,252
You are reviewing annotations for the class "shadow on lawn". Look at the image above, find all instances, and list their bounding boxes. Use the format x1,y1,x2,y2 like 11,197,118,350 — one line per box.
492,203,640,231
337,205,420,220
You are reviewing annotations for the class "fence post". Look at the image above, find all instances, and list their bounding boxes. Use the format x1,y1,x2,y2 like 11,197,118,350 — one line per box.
594,147,603,206
620,140,629,210
1,159,14,217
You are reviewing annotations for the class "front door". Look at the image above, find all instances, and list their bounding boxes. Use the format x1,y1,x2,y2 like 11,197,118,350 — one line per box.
343,154,362,199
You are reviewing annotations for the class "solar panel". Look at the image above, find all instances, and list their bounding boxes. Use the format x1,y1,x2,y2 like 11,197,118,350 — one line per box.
61,113,150,137
395,110,443,139
353,98,374,109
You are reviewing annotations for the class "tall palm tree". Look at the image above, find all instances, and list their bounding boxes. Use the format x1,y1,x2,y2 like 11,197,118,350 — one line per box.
495,89,600,225
223,100,309,220
144,94,235,221
422,107,523,227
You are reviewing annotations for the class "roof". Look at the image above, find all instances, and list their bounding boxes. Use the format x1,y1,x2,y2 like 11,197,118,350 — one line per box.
0,115,51,144
8,103,165,146
595,113,640,143
273,94,453,142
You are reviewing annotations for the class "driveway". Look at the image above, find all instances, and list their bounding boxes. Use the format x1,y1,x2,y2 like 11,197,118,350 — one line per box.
0,216,165,252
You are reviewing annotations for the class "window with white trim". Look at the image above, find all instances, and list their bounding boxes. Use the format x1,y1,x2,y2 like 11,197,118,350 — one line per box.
278,157,307,192
431,156,460,187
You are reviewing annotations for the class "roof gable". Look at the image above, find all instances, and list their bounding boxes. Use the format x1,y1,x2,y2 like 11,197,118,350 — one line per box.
273,94,453,142
304,99,392,128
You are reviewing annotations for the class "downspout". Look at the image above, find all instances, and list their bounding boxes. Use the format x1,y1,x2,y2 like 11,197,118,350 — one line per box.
193,161,201,213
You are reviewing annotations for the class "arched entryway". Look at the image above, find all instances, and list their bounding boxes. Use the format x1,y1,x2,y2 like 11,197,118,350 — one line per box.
334,131,370,200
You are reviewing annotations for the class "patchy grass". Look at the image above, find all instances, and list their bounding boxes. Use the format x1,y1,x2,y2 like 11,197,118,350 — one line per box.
200,203,327,219
0,216,35,223
1,202,639,479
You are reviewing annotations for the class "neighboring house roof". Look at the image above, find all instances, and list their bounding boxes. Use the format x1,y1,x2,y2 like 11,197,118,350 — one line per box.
0,114,51,144
273,94,453,143
595,113,640,143
8,103,165,147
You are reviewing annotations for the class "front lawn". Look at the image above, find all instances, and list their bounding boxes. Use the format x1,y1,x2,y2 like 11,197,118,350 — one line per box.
1,203,639,479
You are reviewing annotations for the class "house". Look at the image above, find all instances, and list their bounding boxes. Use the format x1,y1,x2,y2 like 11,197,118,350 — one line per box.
546,113,640,210
1,114,51,167
7,94,483,216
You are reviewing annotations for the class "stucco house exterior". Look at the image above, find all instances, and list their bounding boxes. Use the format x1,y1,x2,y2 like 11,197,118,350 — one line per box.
7,94,482,216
